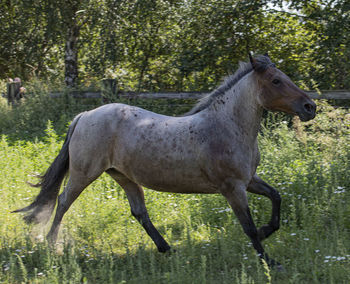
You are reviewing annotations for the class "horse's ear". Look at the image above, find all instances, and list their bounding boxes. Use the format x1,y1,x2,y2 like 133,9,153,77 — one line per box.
264,52,270,58
249,52,257,70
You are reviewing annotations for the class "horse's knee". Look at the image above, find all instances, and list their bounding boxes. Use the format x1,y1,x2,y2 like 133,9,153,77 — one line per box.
270,222,280,231
131,210,139,219
270,190,281,226
271,189,281,204
131,209,148,222
243,224,259,239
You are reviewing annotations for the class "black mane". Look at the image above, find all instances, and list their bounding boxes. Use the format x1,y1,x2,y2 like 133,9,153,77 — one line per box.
185,55,273,115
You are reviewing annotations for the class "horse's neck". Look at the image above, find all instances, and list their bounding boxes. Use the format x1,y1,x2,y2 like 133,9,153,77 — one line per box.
209,73,263,143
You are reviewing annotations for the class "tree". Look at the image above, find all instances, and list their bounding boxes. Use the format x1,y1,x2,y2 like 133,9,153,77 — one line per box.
1,0,349,92
47,0,104,87
0,1,57,79
281,0,350,89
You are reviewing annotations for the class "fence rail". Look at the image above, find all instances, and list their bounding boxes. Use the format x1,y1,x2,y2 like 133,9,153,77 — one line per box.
306,91,350,100
5,78,350,106
50,90,350,100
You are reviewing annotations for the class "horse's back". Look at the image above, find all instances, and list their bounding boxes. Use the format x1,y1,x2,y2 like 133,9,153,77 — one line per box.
68,103,162,167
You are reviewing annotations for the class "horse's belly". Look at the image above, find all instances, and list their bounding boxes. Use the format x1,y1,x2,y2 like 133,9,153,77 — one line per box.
118,161,219,194
139,178,219,194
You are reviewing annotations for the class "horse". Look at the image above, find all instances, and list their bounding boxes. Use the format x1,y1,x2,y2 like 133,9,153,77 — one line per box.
13,53,316,268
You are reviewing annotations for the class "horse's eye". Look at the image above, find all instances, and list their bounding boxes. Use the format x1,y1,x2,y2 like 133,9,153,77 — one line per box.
272,79,280,85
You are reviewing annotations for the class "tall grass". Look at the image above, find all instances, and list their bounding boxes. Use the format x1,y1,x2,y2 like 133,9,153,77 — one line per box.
0,94,349,282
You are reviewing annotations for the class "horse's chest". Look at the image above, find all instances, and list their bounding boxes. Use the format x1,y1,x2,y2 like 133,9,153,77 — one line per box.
204,141,259,183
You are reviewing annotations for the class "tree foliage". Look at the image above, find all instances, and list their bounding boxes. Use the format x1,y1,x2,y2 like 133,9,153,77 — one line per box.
0,0,349,91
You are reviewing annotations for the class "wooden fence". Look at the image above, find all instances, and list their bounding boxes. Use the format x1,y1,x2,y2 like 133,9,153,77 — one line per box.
50,90,350,100
50,79,350,101
5,78,350,105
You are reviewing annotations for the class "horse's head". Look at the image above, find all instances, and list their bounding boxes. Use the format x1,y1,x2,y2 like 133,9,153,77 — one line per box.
250,53,316,121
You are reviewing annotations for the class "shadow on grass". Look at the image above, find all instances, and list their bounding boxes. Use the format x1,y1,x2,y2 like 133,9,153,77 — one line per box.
0,232,270,284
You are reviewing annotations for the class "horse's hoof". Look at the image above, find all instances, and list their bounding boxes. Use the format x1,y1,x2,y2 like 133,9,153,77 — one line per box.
263,257,286,273
269,259,286,272
158,245,172,253
275,263,286,273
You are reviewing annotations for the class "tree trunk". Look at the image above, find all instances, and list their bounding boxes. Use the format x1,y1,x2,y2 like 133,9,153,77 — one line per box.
64,24,80,87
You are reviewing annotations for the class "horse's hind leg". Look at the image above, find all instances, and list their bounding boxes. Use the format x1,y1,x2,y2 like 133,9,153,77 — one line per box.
47,170,99,243
247,175,281,241
107,169,171,252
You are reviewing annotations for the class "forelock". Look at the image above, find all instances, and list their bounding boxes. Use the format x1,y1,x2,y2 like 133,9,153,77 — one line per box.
253,55,275,73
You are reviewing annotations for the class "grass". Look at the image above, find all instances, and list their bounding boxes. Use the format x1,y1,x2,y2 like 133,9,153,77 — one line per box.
0,97,349,283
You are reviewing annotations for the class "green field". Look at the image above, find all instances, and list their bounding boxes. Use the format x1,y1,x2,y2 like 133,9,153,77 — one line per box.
0,99,349,283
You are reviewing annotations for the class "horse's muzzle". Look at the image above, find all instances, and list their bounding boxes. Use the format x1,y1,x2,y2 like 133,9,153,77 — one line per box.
297,99,316,121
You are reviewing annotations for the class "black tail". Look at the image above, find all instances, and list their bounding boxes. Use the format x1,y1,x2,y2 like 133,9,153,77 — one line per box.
12,113,84,224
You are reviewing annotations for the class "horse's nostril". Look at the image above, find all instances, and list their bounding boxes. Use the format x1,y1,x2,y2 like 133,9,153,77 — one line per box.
304,103,313,113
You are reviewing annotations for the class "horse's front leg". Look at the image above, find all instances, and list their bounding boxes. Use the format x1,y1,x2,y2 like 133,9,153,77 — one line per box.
220,179,279,267
247,175,281,241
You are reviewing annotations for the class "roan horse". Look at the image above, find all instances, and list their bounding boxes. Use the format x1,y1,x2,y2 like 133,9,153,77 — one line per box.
14,54,316,268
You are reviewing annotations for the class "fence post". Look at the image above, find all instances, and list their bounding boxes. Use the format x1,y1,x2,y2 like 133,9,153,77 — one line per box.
6,79,22,106
101,79,118,103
